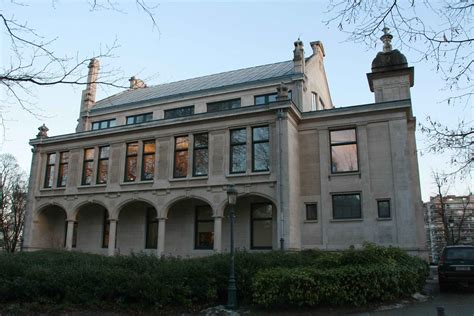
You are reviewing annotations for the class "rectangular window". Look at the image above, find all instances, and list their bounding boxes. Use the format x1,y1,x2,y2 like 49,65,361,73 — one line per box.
311,92,318,111
164,105,194,119
96,146,109,184
195,205,214,249
377,200,391,218
306,203,318,221
255,93,278,105
207,98,241,113
251,203,273,249
81,148,95,185
332,193,361,219
44,153,56,188
145,208,158,249
125,142,138,182
126,112,153,125
230,128,247,173
193,133,208,176
330,128,358,173
252,126,270,172
174,136,189,178
141,141,155,181
72,221,78,248
102,210,109,248
57,152,69,187
91,119,116,130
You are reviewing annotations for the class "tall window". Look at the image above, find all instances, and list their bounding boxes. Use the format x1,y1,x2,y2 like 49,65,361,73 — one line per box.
126,113,153,125
44,153,56,188
311,92,318,111
252,126,270,172
125,142,138,182
102,210,110,248
174,136,189,178
57,152,69,187
195,205,214,249
230,128,247,174
164,105,194,119
306,203,318,221
92,119,116,130
330,128,358,173
255,93,277,105
97,146,109,184
251,203,273,249
377,200,391,218
207,99,241,113
81,148,95,185
193,133,208,176
145,208,158,249
142,141,155,181
332,193,361,219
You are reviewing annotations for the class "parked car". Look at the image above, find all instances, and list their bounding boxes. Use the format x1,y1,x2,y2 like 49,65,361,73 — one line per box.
438,245,474,291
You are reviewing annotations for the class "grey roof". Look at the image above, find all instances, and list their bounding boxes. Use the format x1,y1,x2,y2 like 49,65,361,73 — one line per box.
93,60,296,111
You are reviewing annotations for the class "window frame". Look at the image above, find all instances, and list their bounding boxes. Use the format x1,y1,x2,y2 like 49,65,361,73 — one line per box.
141,140,156,181
305,203,318,221
207,98,241,113
164,105,194,119
96,146,110,184
126,112,153,125
193,133,209,177
254,93,278,105
145,207,158,249
194,205,214,250
229,128,247,174
377,199,391,219
329,127,359,174
44,153,56,189
252,126,270,172
81,148,95,186
101,210,110,248
124,142,139,182
250,203,273,250
173,135,189,178
332,192,362,220
57,151,69,188
91,119,116,130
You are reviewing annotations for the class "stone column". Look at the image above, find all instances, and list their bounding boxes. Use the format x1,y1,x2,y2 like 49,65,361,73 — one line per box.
108,219,117,256
157,218,166,256
65,220,75,250
213,216,223,253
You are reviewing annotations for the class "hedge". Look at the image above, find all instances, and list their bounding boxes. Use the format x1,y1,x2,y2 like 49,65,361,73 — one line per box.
0,243,428,310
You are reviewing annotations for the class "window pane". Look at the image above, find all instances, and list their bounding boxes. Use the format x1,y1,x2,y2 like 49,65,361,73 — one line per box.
97,160,108,184
92,122,100,130
99,146,109,159
333,194,361,219
175,136,189,150
125,156,137,181
109,119,116,127
58,164,68,187
252,220,272,248
194,149,208,176
231,129,246,144
330,129,356,144
46,166,55,188
83,161,94,185
48,153,56,164
164,106,194,119
253,126,269,141
231,145,246,173
377,200,391,218
174,150,188,177
255,96,266,105
194,134,208,148
331,144,358,172
143,142,155,154
100,121,108,129
84,148,94,160
145,113,153,121
267,94,277,103
306,203,318,220
253,204,272,218
127,143,138,155
253,143,269,171
142,155,155,180
126,117,134,125
196,222,214,249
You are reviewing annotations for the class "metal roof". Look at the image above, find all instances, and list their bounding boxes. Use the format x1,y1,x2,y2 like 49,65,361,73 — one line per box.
92,60,295,111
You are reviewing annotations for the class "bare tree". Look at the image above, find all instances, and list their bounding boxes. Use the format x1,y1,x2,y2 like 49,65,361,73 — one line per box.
0,0,158,138
0,153,28,252
325,1,473,176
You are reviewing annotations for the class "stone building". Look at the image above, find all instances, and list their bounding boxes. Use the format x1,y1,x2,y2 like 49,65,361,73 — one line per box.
23,30,427,257
424,194,474,262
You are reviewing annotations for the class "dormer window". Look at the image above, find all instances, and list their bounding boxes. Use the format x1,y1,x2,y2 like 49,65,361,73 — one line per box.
255,93,277,105
207,99,241,113
91,119,116,130
164,105,194,119
126,113,153,125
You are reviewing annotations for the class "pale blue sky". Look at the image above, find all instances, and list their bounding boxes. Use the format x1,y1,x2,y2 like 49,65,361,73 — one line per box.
1,0,471,199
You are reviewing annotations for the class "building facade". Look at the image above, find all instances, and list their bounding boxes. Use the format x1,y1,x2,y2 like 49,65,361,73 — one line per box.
424,194,474,262
23,31,427,257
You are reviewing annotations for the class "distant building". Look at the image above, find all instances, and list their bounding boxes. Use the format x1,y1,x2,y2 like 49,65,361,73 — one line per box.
22,30,427,257
424,194,474,262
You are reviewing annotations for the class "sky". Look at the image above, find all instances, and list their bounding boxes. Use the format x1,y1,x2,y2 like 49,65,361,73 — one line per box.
0,0,471,200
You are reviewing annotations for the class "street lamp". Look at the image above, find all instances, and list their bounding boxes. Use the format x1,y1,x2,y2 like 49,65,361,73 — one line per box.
226,184,238,310
448,216,454,245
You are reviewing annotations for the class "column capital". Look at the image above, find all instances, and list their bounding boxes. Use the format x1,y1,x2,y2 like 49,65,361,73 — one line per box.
66,219,76,223
158,217,168,221
109,218,119,222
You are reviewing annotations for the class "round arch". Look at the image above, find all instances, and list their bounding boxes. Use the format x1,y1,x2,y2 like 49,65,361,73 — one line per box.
115,198,158,219
162,195,214,218
72,200,110,220
217,191,277,217
34,202,67,221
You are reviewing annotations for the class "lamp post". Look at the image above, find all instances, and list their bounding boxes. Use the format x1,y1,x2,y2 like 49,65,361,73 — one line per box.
226,184,238,310
448,216,454,245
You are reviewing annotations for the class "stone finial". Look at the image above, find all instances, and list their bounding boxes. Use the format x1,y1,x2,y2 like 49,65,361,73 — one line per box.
381,27,393,53
129,76,147,89
276,82,289,101
310,41,325,57
36,124,49,138
293,38,304,61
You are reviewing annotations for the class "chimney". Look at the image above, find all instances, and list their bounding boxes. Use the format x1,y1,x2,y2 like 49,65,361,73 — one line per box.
310,41,325,58
293,38,305,73
129,76,147,89
76,58,100,132
367,28,414,103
